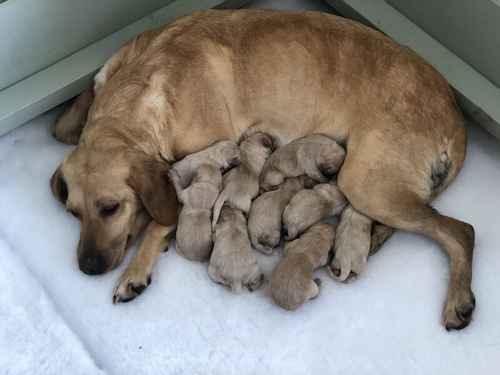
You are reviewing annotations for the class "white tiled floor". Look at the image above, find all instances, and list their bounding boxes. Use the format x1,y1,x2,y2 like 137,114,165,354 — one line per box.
1,1,500,374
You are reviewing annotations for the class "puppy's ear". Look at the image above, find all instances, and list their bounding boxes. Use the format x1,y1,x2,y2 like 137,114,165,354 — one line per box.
50,166,68,205
129,156,179,226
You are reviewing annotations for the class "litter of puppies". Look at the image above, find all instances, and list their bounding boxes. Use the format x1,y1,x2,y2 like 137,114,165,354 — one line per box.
170,132,367,310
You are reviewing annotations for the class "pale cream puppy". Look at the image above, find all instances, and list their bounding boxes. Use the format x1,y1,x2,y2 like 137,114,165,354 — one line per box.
282,182,347,240
271,223,336,310
260,134,345,192
248,177,311,254
169,140,240,190
208,206,263,292
211,132,274,228
175,164,222,261
328,205,373,281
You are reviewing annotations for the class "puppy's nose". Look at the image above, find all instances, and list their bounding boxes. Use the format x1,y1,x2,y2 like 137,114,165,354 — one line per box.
79,255,106,275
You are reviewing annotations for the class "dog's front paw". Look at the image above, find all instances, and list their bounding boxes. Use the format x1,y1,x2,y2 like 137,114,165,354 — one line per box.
113,269,152,304
443,289,476,331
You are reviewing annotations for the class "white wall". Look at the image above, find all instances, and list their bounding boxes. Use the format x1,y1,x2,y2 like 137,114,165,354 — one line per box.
0,0,174,90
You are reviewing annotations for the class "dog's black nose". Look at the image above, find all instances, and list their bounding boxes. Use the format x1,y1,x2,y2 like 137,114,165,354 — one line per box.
79,255,106,275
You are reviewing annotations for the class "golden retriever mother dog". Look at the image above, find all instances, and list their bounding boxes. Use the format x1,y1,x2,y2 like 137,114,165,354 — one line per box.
51,10,474,330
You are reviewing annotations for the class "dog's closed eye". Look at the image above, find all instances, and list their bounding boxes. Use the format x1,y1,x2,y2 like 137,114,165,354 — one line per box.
100,202,120,217
68,209,80,219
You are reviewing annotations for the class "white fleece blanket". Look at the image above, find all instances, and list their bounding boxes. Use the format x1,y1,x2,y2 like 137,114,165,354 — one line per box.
0,237,104,375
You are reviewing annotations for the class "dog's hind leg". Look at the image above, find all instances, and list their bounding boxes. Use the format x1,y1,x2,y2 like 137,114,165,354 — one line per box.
51,88,94,145
113,222,176,303
337,126,475,330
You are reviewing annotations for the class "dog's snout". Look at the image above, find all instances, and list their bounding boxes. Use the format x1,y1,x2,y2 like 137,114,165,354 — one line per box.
79,254,107,275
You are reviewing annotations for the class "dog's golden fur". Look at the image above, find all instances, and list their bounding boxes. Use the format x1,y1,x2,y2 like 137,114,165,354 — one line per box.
52,10,474,329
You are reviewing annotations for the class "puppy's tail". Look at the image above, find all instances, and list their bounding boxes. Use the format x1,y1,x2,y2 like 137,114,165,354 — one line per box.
212,191,227,230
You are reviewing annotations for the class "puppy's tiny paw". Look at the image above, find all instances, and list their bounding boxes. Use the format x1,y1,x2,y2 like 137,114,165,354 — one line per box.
113,271,152,304
246,273,265,292
328,251,367,282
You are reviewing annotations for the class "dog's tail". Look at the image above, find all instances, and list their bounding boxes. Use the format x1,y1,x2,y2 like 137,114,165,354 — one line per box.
212,191,227,230
430,122,467,199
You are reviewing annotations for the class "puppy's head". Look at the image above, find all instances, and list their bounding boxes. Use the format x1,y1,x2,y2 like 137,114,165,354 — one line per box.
50,144,178,275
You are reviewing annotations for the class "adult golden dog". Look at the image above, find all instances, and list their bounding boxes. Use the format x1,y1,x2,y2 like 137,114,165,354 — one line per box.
51,9,474,330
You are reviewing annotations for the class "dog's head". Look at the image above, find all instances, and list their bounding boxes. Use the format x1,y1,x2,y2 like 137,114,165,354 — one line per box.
50,143,178,275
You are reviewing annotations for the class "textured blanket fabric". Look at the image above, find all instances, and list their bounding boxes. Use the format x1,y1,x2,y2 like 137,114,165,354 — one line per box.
0,238,104,375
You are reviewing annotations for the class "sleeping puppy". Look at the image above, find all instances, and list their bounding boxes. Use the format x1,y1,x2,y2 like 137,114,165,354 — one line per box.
328,205,374,282
211,132,274,228
208,206,263,292
175,164,221,261
169,140,240,190
283,182,347,240
271,223,336,310
260,134,345,192
248,176,315,254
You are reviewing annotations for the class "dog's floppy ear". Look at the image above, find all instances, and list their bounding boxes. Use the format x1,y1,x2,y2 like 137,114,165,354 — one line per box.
129,156,179,226
50,166,68,205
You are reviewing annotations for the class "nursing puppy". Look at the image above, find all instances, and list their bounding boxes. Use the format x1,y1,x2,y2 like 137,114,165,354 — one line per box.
283,182,347,240
175,164,221,261
212,132,274,228
169,140,240,190
329,205,388,281
271,223,336,310
209,206,263,292
260,134,345,192
248,177,313,254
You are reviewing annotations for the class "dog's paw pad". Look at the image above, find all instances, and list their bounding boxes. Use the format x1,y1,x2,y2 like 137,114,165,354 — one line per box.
113,274,152,304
